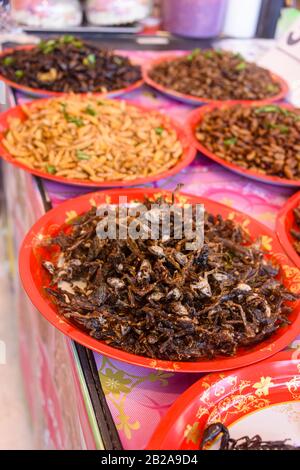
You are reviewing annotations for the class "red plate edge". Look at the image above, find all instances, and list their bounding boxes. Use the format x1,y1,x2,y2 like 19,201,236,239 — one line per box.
147,350,299,450
0,45,144,98
19,188,300,373
0,96,196,187
276,190,300,269
186,102,300,188
142,53,289,106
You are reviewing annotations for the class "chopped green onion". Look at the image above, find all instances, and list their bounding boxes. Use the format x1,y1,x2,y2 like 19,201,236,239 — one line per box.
235,62,246,71
256,105,300,123
224,137,237,146
83,54,96,66
267,123,289,133
73,40,83,48
85,105,97,116
46,164,57,174
61,35,75,44
15,70,24,78
204,50,213,59
76,150,90,160
155,127,164,135
67,116,84,127
255,105,281,114
39,39,57,54
187,48,201,61
266,83,278,93
60,103,84,127
3,56,14,66
278,125,289,134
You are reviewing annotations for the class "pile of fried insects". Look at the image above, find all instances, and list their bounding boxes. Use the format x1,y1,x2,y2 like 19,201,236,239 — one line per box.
42,193,297,361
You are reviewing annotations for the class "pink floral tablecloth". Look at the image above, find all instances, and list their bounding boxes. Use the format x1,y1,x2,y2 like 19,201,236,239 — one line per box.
17,51,300,449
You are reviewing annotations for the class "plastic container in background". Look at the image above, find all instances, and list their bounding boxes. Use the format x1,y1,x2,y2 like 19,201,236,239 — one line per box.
11,0,82,27
223,0,262,38
161,0,227,38
86,0,152,25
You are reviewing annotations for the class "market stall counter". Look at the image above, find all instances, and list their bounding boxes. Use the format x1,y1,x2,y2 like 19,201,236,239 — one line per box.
2,48,300,450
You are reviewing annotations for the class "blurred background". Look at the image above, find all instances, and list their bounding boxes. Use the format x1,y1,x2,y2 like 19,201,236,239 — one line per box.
0,0,299,40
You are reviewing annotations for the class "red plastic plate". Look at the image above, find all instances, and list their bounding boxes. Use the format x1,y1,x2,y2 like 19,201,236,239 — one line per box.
142,53,289,106
276,191,300,269
186,102,300,187
0,45,144,98
0,96,196,187
147,350,300,449
19,188,300,373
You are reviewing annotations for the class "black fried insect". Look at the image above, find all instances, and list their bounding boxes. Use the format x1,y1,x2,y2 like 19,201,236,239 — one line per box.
200,423,300,450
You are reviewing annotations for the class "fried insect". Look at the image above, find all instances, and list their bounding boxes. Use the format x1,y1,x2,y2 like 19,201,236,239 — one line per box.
200,423,300,450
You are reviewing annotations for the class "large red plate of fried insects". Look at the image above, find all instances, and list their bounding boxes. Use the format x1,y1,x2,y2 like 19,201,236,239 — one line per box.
147,350,300,449
276,191,300,269
20,188,300,373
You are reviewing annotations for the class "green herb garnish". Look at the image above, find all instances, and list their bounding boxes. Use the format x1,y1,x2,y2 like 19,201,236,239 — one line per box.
3,56,14,66
60,102,84,127
187,48,201,61
204,50,213,59
255,105,281,114
278,125,289,133
266,83,278,93
155,127,164,135
83,54,96,66
61,35,75,44
267,123,289,133
235,62,246,71
39,39,57,54
224,137,237,146
67,116,84,127
15,70,24,78
256,105,300,123
76,150,90,160
73,39,83,48
85,105,96,116
46,164,57,174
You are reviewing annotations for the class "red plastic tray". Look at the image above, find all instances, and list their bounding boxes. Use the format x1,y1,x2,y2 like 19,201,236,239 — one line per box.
186,102,300,187
0,97,196,187
276,191,300,269
19,188,300,373
0,45,144,98
142,53,289,106
147,350,300,449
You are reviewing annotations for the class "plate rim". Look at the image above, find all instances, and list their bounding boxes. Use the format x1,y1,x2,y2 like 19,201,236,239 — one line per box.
276,190,300,269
